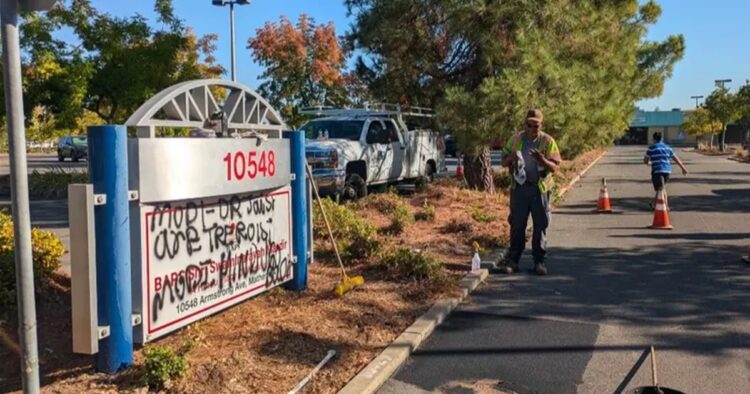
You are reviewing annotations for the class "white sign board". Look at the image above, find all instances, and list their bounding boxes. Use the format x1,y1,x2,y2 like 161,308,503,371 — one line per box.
138,187,293,341
129,138,291,204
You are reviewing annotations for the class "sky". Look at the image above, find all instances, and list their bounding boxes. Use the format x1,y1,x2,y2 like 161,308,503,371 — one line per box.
63,0,750,112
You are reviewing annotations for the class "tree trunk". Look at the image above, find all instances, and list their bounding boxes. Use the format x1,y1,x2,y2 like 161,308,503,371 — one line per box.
721,124,727,152
463,147,495,193
709,134,714,148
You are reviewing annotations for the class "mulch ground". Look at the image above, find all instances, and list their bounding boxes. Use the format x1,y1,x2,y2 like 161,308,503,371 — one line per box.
0,149,604,394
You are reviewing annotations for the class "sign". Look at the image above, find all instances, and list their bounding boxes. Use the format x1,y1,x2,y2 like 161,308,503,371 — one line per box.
138,187,293,341
129,138,291,204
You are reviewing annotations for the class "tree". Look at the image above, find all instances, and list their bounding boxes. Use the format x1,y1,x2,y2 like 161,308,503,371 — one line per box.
4,0,225,141
681,108,721,147
248,15,349,128
703,87,739,152
734,81,750,141
347,0,684,191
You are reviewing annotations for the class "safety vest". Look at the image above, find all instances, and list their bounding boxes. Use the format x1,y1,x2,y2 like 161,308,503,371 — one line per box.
506,131,560,193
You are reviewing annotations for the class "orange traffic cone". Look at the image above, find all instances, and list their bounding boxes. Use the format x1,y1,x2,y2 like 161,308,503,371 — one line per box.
648,189,673,230
594,177,613,213
456,156,464,178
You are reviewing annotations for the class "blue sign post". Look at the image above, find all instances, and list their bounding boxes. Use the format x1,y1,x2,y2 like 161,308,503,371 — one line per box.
88,125,133,373
285,130,309,291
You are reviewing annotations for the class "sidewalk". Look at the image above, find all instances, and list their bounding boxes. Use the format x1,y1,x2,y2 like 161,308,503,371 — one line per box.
380,146,750,393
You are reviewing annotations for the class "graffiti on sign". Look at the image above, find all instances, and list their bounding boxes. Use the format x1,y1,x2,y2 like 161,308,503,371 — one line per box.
141,187,293,339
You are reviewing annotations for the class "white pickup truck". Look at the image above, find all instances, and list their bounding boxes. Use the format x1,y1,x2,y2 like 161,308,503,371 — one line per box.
300,106,446,199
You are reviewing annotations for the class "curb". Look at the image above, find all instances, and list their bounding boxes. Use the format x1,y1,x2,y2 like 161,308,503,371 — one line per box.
337,269,489,394
555,149,608,201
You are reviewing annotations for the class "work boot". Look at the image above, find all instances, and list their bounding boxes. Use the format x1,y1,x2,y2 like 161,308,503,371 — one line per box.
534,262,548,276
499,261,519,274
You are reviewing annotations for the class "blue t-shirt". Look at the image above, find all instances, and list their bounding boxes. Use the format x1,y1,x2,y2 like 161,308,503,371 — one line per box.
646,142,675,174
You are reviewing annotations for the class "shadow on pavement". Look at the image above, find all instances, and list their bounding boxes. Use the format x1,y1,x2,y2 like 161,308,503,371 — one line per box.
561,189,750,214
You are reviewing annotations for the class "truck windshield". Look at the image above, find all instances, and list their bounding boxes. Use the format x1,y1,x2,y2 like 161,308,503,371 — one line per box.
301,120,364,141
71,136,87,145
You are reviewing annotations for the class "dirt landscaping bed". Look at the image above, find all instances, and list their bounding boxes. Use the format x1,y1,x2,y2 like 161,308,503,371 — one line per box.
0,149,604,394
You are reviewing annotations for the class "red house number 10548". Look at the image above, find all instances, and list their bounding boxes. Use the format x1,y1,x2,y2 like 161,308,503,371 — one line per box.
223,150,276,181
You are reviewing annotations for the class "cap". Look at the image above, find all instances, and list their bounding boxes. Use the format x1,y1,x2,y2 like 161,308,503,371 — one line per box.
526,108,543,124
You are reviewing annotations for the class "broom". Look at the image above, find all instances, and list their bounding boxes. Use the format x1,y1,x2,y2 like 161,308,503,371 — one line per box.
304,163,365,297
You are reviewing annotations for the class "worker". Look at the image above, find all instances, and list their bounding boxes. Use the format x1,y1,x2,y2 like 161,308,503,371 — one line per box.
499,109,561,275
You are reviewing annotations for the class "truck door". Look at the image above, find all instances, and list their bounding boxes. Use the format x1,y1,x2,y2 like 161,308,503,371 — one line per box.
364,120,389,183
384,120,405,180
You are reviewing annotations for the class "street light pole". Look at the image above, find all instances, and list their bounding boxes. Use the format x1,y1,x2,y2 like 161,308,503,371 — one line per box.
230,2,236,81
1,0,40,392
715,79,732,89
213,0,251,82
690,95,704,108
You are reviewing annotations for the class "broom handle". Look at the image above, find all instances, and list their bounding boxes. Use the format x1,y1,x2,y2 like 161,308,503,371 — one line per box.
650,346,658,386
305,162,347,272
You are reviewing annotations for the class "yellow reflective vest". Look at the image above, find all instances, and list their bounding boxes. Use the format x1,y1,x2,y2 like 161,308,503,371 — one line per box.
502,131,561,193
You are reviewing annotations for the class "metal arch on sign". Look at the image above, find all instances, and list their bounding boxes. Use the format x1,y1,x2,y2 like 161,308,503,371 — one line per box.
125,79,287,137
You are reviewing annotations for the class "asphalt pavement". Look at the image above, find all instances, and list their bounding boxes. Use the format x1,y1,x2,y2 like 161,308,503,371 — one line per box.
381,146,750,394
0,153,86,176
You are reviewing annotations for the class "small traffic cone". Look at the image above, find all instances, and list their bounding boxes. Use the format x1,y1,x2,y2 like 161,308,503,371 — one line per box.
648,189,673,230
456,156,464,178
594,177,613,213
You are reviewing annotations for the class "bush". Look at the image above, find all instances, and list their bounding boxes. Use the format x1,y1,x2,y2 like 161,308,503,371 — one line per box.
312,198,380,262
143,345,187,390
493,170,512,190
379,248,444,281
470,206,495,223
382,202,414,235
414,200,435,222
27,168,88,199
0,211,65,307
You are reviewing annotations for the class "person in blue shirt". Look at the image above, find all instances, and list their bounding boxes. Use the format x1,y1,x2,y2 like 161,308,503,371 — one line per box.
644,132,688,209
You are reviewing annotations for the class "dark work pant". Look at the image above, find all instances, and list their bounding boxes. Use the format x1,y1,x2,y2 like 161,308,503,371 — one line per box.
508,183,551,264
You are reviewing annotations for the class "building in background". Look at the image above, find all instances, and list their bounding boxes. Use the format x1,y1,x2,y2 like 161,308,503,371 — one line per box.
620,108,748,146
625,108,692,145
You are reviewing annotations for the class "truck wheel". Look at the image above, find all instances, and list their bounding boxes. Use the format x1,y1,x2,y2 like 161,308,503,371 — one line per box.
57,150,65,162
344,174,367,200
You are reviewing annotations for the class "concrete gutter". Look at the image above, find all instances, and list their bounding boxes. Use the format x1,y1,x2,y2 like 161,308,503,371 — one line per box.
337,269,489,394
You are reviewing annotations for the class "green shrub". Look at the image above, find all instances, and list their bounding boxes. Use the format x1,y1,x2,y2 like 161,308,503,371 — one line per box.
382,202,414,235
27,168,88,199
143,345,187,390
379,248,444,280
414,200,436,222
493,170,512,190
312,198,380,262
0,211,65,307
470,206,494,223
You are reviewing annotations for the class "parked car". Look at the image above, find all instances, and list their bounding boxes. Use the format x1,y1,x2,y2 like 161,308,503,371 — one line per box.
57,135,88,162
300,105,445,199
